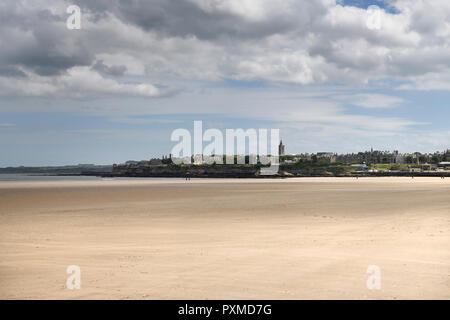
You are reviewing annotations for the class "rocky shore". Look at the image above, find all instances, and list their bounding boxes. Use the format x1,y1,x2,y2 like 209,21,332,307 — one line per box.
84,164,450,178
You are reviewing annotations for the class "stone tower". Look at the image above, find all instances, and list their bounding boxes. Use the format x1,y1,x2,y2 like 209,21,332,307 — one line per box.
278,140,285,156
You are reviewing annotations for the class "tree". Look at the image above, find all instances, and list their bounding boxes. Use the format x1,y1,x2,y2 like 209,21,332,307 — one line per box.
431,155,440,164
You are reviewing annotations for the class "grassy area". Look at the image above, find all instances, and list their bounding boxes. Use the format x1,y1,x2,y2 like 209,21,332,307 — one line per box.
370,164,414,171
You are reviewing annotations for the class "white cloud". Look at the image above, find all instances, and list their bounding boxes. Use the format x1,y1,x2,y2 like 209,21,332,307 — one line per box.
334,93,405,108
0,123,16,127
396,73,450,91
0,67,168,97
1,0,450,93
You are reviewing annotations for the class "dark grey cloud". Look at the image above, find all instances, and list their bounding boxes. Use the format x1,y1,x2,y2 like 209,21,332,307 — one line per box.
0,66,27,78
92,60,127,77
0,2,93,76
78,0,317,40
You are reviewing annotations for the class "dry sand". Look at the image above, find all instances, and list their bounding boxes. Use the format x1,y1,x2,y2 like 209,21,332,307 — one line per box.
0,177,449,299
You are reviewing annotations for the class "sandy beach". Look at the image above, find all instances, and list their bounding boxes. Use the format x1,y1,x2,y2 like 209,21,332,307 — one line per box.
0,177,449,299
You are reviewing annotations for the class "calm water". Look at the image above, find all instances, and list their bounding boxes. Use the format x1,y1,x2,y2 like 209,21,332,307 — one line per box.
0,174,185,182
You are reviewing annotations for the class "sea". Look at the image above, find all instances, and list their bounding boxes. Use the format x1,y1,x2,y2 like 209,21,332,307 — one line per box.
0,174,184,182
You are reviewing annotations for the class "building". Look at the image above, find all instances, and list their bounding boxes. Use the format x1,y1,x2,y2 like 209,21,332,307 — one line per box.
317,152,336,163
438,162,450,170
278,140,285,156
148,158,163,166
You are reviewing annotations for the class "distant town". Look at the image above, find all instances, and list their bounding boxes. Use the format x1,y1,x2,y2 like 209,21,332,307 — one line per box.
111,143,450,178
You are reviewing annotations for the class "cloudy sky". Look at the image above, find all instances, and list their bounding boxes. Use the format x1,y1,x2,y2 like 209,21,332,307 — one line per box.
0,0,449,166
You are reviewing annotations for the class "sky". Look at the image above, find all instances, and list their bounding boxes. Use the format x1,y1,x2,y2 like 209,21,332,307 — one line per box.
0,0,449,166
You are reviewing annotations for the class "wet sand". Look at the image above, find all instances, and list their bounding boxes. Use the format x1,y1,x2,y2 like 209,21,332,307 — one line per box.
0,177,449,299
